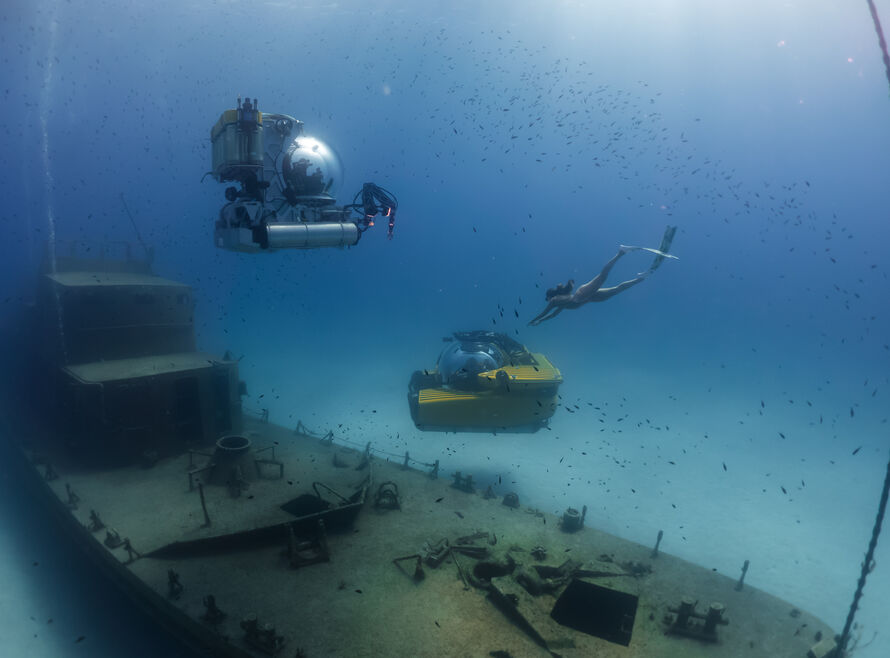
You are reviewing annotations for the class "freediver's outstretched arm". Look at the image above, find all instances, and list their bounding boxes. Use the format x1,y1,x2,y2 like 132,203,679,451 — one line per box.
528,303,564,326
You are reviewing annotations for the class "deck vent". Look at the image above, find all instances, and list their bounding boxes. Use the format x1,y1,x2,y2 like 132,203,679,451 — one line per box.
208,434,256,486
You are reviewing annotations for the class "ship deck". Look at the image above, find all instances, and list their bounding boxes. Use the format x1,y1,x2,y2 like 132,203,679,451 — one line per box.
65,352,224,383
17,417,836,658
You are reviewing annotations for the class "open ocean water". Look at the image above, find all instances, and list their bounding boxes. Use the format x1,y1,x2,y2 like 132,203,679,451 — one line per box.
1,0,889,656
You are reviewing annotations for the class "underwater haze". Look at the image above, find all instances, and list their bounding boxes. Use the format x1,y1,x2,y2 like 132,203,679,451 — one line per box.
2,0,890,656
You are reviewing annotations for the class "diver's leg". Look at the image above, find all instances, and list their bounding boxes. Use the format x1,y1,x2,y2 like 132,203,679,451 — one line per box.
595,273,650,300
585,248,626,291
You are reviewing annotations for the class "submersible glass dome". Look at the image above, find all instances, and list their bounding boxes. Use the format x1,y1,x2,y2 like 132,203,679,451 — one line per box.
282,135,343,200
438,341,507,385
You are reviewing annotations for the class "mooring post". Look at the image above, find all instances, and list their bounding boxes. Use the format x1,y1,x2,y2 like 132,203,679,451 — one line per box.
651,529,664,558
198,482,211,527
735,559,750,591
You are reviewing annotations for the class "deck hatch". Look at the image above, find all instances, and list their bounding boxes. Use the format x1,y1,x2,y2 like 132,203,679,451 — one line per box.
550,578,638,646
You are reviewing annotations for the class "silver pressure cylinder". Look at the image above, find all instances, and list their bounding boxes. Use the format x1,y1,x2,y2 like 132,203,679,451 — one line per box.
265,222,359,249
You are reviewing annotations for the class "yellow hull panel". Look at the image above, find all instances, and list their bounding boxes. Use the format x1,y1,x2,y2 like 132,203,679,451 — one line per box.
415,388,559,429
412,353,562,431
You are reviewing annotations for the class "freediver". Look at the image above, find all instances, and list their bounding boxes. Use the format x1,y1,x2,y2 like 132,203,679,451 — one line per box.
528,225,678,326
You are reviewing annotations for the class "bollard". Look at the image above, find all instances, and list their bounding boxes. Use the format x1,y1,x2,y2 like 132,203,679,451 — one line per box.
704,603,725,635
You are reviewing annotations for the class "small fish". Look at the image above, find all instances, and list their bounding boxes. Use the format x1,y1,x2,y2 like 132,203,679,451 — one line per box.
455,511,464,519
850,407,854,417
75,637,86,644
779,432,785,439
852,446,861,455
722,462,727,471
435,497,444,503
781,486,787,494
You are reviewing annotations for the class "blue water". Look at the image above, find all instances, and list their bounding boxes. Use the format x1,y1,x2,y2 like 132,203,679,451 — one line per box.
2,1,889,656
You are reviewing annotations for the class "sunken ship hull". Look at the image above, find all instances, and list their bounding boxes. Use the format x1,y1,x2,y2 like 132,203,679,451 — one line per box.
0,245,840,658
